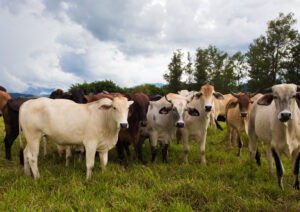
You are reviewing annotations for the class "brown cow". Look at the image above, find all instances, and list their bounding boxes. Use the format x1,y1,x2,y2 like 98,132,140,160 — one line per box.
116,93,150,164
0,91,11,116
226,92,256,156
3,97,33,163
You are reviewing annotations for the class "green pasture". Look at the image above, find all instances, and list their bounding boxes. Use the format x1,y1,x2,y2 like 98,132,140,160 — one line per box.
0,117,299,211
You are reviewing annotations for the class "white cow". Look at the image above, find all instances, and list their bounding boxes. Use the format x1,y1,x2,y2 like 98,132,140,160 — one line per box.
19,96,133,179
248,84,300,189
140,93,199,163
178,84,224,164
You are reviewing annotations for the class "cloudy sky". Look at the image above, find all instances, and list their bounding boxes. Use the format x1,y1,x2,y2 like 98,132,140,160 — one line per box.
1,0,300,94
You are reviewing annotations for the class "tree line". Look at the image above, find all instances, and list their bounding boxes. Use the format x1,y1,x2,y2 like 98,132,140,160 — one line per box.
164,13,300,93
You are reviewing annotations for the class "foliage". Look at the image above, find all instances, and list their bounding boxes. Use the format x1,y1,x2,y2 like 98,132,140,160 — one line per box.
164,49,184,93
123,84,166,96
69,80,123,94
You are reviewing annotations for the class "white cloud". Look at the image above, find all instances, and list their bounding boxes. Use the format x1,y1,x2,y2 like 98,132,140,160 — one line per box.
0,0,300,94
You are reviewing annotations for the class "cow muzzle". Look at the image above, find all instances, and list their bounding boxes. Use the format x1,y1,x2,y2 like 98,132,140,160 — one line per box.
205,105,212,112
140,120,147,127
240,112,247,118
176,122,184,128
120,123,128,128
279,112,291,122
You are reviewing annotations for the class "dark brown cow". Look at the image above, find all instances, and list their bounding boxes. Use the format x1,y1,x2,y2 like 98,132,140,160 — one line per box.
0,86,7,92
3,97,33,163
50,88,87,103
116,93,150,164
226,92,256,155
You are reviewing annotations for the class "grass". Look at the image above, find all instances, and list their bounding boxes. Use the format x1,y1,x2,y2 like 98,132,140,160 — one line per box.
0,116,299,211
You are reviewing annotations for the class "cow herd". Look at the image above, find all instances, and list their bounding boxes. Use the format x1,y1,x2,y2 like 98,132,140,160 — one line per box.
0,83,299,190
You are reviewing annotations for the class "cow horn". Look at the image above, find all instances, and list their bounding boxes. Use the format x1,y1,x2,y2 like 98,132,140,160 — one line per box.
230,91,239,98
264,87,272,93
249,90,259,98
165,94,172,104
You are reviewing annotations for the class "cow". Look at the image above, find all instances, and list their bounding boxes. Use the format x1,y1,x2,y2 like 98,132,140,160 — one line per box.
19,96,133,179
3,97,36,163
0,86,7,92
140,93,199,163
116,93,150,164
48,88,87,164
178,84,224,164
0,91,11,116
225,92,257,155
248,84,300,189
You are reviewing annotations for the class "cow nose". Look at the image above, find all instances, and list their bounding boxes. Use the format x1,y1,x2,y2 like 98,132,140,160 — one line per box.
140,120,147,127
241,112,247,118
176,122,184,128
120,123,128,128
205,106,212,112
279,112,291,122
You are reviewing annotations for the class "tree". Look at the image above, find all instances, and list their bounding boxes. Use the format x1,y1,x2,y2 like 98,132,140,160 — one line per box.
230,51,247,89
183,52,194,90
247,13,298,91
194,47,209,88
164,49,184,92
70,80,123,94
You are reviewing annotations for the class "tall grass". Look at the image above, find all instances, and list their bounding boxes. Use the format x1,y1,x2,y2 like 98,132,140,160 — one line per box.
0,117,299,211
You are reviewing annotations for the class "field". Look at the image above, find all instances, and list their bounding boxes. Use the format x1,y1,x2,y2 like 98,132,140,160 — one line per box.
0,117,299,211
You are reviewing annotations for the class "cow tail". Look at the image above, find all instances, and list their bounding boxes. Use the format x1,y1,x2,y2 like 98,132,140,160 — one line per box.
215,119,223,131
19,122,24,165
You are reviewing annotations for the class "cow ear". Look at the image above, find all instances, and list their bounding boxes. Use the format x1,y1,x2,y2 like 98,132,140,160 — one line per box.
194,92,202,99
213,92,224,100
296,92,300,103
128,100,134,107
159,107,170,114
227,101,238,109
188,108,200,116
99,105,112,110
257,94,273,106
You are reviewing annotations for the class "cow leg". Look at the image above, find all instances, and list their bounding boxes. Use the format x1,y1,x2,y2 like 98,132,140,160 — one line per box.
43,136,47,159
85,144,97,179
125,143,131,157
271,147,284,189
292,151,300,190
176,130,182,144
232,130,238,147
137,135,146,163
24,135,41,179
150,134,158,163
255,149,261,166
23,146,31,176
183,132,189,164
116,140,126,166
199,132,207,165
226,124,232,148
4,133,18,160
65,146,72,167
237,132,243,156
210,113,216,134
162,143,169,163
266,145,274,175
99,151,108,172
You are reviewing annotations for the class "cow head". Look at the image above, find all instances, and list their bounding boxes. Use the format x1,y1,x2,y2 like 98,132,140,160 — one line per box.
131,93,150,127
193,84,224,113
228,92,256,118
257,84,300,122
71,88,87,104
158,93,199,128
99,96,134,128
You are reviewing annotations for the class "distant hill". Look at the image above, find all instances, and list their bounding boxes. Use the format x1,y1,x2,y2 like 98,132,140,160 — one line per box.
152,83,164,88
9,93,37,98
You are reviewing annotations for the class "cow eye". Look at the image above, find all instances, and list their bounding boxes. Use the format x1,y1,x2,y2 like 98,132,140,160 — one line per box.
291,95,296,99
273,96,278,99
113,106,117,110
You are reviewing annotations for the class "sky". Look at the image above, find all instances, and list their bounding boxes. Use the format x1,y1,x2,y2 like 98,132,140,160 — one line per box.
0,0,300,95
